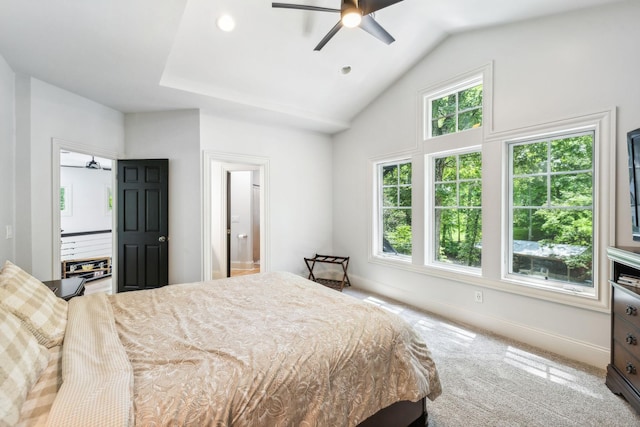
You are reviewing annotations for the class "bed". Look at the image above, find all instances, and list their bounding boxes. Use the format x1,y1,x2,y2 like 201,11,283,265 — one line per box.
1,261,441,427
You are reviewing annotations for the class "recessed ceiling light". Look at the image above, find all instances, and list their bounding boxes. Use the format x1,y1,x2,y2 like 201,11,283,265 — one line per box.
217,14,235,32
341,66,352,75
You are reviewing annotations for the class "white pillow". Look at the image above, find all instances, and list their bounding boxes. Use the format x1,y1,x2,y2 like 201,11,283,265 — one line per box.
0,261,68,348
0,306,49,426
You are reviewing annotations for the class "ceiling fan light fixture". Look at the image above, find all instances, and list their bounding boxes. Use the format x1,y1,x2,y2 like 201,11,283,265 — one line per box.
272,0,402,50
86,156,101,170
341,8,362,28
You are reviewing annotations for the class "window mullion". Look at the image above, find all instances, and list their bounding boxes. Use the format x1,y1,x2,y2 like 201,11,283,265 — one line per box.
547,140,552,207
455,91,460,132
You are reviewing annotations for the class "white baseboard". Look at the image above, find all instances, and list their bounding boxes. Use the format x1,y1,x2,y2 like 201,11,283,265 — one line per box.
350,273,609,369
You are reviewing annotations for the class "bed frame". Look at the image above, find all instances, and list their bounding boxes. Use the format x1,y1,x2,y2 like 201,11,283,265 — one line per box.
357,398,427,427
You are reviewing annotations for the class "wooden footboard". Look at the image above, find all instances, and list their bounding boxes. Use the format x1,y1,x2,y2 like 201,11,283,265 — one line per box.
357,398,427,427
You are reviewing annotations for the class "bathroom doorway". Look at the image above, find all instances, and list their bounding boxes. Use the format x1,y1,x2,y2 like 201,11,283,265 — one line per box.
201,152,269,281
227,170,261,277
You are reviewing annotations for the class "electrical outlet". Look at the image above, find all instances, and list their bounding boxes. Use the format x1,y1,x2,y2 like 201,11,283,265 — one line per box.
474,290,483,303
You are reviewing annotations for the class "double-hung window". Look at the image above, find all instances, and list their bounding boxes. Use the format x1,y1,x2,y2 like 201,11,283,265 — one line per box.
508,131,594,290
430,150,482,268
377,160,412,258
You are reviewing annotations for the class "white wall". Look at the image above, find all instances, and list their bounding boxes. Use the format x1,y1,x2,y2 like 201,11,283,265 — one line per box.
14,77,124,280
60,167,113,233
124,110,201,284
332,0,640,367
0,54,15,265
200,114,333,275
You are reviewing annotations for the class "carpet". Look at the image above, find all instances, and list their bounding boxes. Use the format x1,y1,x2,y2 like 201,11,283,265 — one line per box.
344,288,640,427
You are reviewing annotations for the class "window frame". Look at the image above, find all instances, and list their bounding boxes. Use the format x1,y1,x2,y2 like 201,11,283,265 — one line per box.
369,65,612,311
371,157,414,263
423,75,483,140
506,130,595,294
426,146,483,273
495,109,615,310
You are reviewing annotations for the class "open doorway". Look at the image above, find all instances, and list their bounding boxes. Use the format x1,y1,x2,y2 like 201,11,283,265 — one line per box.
202,152,269,281
53,142,117,295
228,170,261,277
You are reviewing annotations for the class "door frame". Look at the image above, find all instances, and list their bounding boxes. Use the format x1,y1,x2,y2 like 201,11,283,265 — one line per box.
202,151,270,280
51,138,118,292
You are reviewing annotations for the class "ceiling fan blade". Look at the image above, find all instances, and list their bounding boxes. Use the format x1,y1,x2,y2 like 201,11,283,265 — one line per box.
272,3,340,13
359,15,395,45
314,21,343,51
359,0,404,15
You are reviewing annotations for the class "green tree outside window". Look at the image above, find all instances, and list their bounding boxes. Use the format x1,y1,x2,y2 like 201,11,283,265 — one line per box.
433,151,482,267
431,84,483,137
381,161,412,256
510,133,594,286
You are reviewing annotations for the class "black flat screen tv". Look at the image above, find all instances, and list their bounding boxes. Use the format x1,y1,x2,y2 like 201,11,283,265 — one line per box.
628,128,640,241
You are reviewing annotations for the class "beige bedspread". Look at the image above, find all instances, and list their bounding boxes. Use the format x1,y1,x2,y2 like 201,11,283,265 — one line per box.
48,272,441,426
18,346,62,427
45,292,133,427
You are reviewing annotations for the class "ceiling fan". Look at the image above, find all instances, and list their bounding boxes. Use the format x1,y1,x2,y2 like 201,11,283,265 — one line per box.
272,0,404,51
86,156,101,170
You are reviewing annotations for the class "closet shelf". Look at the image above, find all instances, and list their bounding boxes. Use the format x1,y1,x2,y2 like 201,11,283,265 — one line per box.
62,256,112,282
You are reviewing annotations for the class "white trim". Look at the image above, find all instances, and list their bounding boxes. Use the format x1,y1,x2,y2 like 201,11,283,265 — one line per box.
367,109,615,314
498,109,615,310
505,129,595,295
367,252,610,313
425,145,482,270
201,151,270,281
368,149,417,264
419,62,493,142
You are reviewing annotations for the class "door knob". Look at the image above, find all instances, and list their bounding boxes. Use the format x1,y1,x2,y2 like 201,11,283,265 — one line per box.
159,236,167,242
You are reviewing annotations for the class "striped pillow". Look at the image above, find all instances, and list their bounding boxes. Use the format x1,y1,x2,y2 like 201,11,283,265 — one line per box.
0,261,68,348
0,306,49,426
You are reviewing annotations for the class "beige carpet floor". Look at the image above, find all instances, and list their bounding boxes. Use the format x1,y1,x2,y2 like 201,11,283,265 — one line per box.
343,287,640,427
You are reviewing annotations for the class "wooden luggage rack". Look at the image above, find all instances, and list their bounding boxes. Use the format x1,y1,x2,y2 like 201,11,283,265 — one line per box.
304,254,350,291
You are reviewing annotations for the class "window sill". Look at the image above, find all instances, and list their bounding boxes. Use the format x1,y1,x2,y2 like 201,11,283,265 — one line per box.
368,255,609,313
371,253,412,265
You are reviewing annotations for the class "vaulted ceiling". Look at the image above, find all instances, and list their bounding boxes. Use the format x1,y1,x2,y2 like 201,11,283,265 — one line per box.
0,0,625,134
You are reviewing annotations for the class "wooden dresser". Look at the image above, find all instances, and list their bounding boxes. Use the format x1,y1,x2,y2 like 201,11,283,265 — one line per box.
607,246,640,413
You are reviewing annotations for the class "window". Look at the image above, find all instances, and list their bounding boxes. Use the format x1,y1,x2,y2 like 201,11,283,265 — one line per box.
378,161,412,258
508,131,594,289
60,186,72,217
428,78,483,138
60,187,66,211
431,150,482,268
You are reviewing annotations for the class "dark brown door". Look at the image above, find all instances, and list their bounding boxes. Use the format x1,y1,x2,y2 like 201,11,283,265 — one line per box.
226,171,231,277
117,159,169,292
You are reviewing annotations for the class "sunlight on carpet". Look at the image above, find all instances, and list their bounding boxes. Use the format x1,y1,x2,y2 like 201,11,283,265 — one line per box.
344,288,640,427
